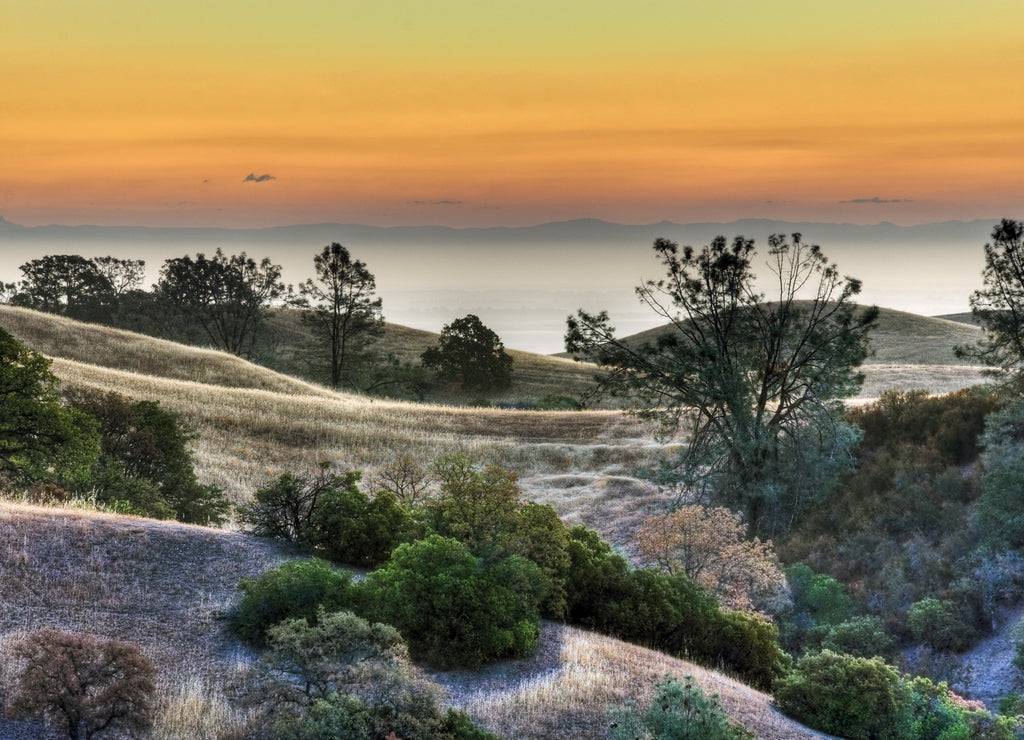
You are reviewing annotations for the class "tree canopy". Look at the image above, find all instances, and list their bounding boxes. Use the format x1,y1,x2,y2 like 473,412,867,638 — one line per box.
296,243,383,389
421,314,513,393
155,248,287,357
0,328,99,482
14,255,116,323
566,234,877,534
957,218,1024,385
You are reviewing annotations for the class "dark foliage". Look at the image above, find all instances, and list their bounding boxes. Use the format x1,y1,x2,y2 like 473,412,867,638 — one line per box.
421,314,513,393
155,248,287,357
5,628,156,740
66,388,229,525
230,559,357,644
0,328,100,483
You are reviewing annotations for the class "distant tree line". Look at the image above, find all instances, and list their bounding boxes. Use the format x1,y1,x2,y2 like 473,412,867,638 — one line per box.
3,247,514,400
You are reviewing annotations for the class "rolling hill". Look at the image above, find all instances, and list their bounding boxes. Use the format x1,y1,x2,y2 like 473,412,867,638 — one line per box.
0,303,999,738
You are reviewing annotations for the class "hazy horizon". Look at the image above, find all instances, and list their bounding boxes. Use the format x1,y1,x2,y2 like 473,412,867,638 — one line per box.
0,216,990,353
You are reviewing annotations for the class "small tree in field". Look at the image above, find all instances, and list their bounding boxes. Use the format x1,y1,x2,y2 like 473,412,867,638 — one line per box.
296,243,383,389
6,629,156,740
421,314,513,393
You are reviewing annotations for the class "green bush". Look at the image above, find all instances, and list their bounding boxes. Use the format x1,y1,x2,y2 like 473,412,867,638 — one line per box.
361,535,541,668
68,389,229,525
820,616,897,660
774,650,911,740
535,394,583,411
309,486,414,567
907,598,976,653
610,673,753,740
229,559,356,644
240,469,356,542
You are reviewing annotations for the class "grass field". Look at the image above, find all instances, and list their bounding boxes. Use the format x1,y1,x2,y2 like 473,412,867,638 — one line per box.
0,304,997,738
0,501,827,740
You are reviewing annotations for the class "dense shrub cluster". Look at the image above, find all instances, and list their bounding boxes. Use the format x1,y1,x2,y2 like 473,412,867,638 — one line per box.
67,388,229,525
239,606,499,740
775,650,1018,740
236,456,787,687
780,388,1017,654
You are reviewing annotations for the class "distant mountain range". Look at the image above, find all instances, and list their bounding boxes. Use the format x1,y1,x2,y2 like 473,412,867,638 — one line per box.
0,214,998,248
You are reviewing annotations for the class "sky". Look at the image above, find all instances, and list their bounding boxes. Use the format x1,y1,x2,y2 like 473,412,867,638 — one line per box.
3,1,1023,229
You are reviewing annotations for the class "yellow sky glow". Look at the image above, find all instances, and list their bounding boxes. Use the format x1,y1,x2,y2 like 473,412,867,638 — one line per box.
3,1,1023,226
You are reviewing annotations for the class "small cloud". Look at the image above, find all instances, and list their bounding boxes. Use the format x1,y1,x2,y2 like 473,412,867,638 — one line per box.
243,173,276,183
202,178,209,184
839,196,913,204
407,199,463,206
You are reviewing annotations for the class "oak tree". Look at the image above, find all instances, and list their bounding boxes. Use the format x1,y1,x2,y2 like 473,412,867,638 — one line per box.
156,248,286,357
421,314,513,393
566,234,877,535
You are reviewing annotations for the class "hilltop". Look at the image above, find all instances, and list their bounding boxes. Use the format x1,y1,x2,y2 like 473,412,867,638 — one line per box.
606,304,988,400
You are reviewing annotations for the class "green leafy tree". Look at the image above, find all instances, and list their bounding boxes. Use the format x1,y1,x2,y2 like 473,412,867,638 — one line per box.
0,328,99,482
67,389,228,524
296,243,384,389
566,234,876,535
361,535,541,668
973,399,1024,549
14,254,116,322
156,248,287,357
240,468,358,542
957,218,1024,383
421,314,513,393
5,629,156,740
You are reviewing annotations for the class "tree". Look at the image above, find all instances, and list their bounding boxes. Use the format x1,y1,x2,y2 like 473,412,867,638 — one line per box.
296,243,384,389
15,255,116,322
421,314,513,393
957,218,1024,384
6,628,155,740
92,256,145,297
155,248,287,357
66,389,229,525
566,234,877,535
0,328,100,482
634,504,788,616
610,674,754,740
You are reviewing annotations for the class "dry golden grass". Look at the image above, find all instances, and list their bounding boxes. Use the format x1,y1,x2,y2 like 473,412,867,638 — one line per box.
0,502,825,740
439,623,831,739
0,304,337,397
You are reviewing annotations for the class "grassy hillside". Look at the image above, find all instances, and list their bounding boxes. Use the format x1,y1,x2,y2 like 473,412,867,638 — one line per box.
0,501,825,740
0,306,667,546
261,307,601,404
608,304,989,400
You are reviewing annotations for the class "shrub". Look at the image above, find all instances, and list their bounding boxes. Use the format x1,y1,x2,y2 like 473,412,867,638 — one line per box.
820,616,897,660
5,628,156,740
253,609,500,740
610,673,753,740
774,650,911,740
67,389,228,525
230,558,356,644
309,485,414,567
535,394,583,411
361,535,541,668
907,598,976,653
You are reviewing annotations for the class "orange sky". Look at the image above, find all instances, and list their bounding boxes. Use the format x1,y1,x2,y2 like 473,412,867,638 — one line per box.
3,1,1023,227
